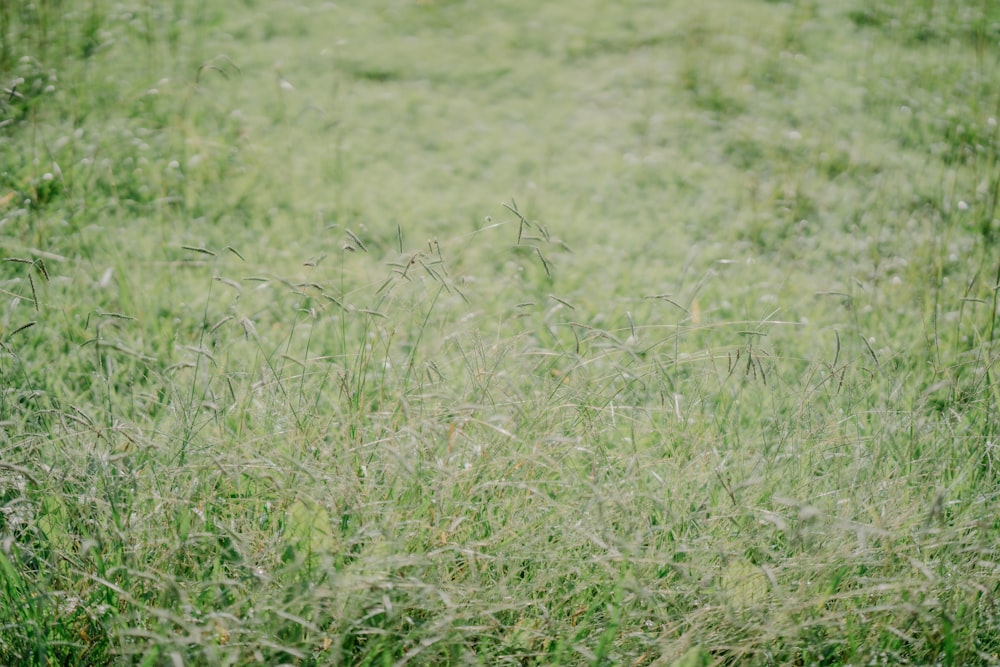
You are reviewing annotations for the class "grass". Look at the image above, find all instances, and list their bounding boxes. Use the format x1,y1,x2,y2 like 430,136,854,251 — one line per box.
1,0,999,664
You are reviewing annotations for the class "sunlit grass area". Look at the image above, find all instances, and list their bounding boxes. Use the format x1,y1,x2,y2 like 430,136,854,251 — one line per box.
1,0,998,664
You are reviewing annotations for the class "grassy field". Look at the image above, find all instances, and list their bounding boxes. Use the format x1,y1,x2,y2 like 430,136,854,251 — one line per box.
1,0,999,664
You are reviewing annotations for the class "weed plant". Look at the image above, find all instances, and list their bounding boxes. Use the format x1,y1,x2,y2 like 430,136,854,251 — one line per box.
1,0,999,665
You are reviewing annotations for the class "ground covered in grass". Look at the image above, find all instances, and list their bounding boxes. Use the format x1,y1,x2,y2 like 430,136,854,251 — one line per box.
1,0,999,664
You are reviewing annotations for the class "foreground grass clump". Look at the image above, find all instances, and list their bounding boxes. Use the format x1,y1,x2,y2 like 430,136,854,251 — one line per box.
1,0,999,664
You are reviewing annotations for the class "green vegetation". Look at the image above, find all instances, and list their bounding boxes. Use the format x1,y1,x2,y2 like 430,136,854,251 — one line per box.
1,0,998,664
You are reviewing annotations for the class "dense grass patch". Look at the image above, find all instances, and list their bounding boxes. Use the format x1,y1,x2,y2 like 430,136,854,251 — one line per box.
1,0,998,664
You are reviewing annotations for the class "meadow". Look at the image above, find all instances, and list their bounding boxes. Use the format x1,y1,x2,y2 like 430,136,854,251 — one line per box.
1,0,999,664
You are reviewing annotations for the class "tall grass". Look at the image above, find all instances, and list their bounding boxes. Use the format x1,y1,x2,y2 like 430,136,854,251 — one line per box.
2,0,999,664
